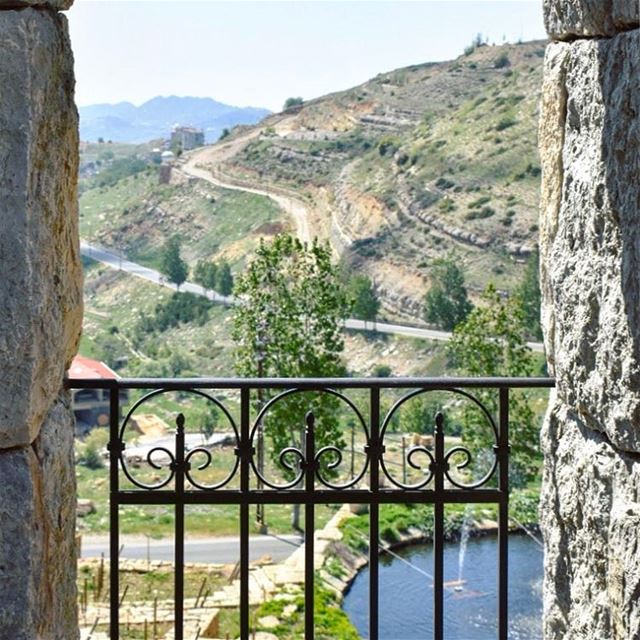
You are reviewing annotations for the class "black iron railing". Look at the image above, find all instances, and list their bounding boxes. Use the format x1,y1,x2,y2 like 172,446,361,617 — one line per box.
67,376,555,640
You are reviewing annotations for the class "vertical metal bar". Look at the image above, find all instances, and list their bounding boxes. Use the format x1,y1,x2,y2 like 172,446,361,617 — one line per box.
240,388,251,640
304,411,316,640
433,412,445,640
174,414,186,640
108,385,120,640
498,388,510,640
369,388,380,640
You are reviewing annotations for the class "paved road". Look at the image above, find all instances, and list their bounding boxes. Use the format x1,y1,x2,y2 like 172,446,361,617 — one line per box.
81,534,302,564
82,240,544,350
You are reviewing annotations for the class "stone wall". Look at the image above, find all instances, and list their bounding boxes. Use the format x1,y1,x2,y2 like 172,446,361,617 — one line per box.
539,1,640,638
0,1,82,638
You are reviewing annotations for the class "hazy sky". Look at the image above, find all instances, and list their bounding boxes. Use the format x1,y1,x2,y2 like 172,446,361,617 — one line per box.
69,1,546,111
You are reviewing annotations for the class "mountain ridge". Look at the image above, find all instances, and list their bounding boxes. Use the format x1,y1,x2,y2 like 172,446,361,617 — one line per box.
79,95,271,144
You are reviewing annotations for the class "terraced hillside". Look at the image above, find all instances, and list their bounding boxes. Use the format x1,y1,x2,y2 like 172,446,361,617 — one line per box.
187,40,546,320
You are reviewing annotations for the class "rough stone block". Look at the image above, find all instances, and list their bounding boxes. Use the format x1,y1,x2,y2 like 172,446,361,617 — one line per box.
540,400,640,639
539,30,640,452
0,8,83,448
544,0,639,39
0,394,78,639
0,0,73,9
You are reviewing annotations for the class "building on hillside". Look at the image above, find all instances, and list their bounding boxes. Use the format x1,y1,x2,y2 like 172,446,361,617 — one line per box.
170,125,205,151
69,355,128,435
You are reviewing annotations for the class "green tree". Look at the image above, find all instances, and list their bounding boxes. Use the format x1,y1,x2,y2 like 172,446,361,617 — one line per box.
232,234,350,527
514,248,542,340
160,236,188,290
447,285,539,487
194,259,218,293
400,395,445,436
283,97,303,110
216,261,234,296
349,275,380,325
423,257,473,330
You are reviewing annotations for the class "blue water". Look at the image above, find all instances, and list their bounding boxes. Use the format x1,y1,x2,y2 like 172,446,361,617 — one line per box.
342,535,543,640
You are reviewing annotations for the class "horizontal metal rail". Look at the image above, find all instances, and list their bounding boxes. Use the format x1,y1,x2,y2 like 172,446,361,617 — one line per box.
66,376,554,640
67,375,555,390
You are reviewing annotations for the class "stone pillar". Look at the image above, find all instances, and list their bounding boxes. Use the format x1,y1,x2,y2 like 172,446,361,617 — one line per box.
539,1,640,638
0,1,82,638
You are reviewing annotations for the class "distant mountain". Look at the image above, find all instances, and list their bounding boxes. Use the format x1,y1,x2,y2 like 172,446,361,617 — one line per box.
78,96,271,144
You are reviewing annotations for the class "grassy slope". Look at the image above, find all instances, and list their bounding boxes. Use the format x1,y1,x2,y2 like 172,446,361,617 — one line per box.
80,169,287,273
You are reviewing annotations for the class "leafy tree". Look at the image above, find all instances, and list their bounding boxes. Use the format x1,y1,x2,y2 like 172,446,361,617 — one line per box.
283,97,303,110
513,248,542,340
219,127,230,140
232,234,350,527
192,403,221,440
216,261,234,296
160,236,188,290
349,275,380,324
447,285,539,487
194,259,218,293
423,257,473,330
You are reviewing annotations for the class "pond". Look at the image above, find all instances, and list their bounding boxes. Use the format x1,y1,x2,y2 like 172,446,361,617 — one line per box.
342,534,543,640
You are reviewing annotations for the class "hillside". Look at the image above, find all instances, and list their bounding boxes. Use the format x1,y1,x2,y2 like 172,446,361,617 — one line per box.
79,39,546,359
184,40,545,320
79,95,270,143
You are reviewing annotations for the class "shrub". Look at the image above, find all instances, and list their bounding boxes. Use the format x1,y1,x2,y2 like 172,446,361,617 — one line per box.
377,136,399,157
435,177,455,190
438,197,456,213
494,53,511,69
373,364,392,378
496,116,517,131
465,206,495,220
468,195,492,209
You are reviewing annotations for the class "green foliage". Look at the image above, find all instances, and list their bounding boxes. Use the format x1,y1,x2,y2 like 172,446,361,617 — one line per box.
232,234,350,478
77,429,108,470
193,259,218,292
136,292,213,334
494,53,511,69
190,402,221,440
377,136,399,157
216,261,234,296
284,96,304,110
464,32,486,56
423,256,473,331
513,249,542,340
219,127,230,140
447,285,539,486
468,195,492,209
91,156,149,188
400,395,446,435
349,275,380,322
372,364,392,378
159,236,188,289
465,205,495,220
496,115,517,131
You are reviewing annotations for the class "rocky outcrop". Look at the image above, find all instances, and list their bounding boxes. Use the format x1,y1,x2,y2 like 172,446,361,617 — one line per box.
0,4,81,640
539,2,640,638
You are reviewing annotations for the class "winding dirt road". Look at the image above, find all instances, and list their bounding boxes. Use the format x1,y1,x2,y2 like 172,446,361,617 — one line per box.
181,135,314,243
